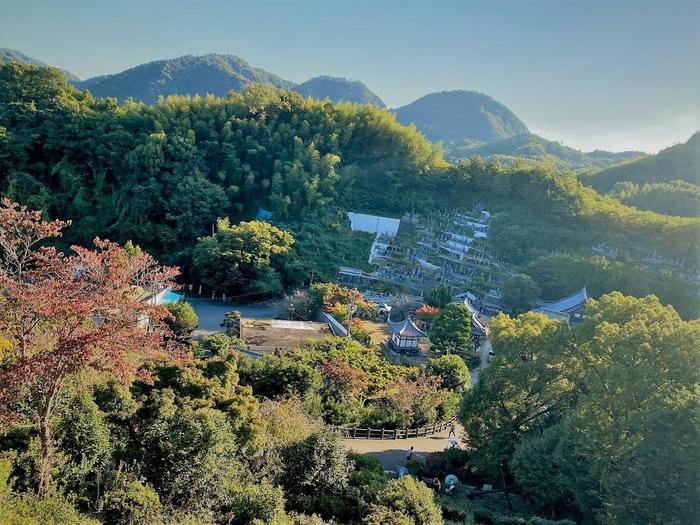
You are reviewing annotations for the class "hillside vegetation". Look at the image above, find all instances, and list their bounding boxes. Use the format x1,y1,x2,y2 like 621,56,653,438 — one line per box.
75,54,294,104
0,47,80,81
1,62,697,310
579,132,700,217
0,62,699,525
0,62,443,271
2,50,657,174
454,132,645,171
583,131,700,192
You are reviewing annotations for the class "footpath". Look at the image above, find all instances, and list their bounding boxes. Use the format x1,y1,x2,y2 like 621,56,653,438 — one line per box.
343,423,464,471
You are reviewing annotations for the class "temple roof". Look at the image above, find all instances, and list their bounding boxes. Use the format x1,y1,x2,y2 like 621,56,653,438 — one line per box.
389,319,427,337
536,287,588,313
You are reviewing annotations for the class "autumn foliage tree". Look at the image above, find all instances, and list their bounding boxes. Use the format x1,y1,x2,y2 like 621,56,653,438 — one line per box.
0,199,179,497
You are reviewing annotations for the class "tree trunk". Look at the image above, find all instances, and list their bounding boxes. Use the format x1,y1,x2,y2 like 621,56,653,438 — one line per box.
500,462,513,512
37,386,59,498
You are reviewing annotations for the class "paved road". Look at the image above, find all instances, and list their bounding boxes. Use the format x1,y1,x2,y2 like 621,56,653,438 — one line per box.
470,339,493,384
184,297,282,337
343,424,464,471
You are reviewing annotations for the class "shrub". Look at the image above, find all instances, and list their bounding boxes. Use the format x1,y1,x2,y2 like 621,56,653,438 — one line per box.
164,301,199,340
217,480,286,524
374,476,442,525
99,476,164,525
278,429,353,514
438,447,471,469
405,458,425,475
363,505,413,524
199,333,244,359
424,354,470,391
349,320,372,346
348,452,384,474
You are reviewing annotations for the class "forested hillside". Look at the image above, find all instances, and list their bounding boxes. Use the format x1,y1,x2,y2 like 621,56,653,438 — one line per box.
580,132,700,217
0,58,699,525
423,160,699,267
0,47,79,81
1,62,698,311
0,50,658,174
583,131,700,191
294,76,385,107
0,62,444,272
454,132,645,171
74,54,294,104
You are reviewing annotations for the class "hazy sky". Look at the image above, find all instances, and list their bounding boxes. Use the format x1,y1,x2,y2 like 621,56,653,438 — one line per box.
1,0,698,152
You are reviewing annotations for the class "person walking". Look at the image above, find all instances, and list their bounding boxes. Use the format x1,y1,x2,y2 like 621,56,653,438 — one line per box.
406,446,414,462
448,422,456,437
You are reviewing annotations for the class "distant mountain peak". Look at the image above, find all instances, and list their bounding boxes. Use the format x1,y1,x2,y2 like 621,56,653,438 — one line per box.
294,75,385,107
393,90,528,145
74,53,294,104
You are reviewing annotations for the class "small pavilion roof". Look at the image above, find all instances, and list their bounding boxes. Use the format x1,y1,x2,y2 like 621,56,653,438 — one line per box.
388,319,427,338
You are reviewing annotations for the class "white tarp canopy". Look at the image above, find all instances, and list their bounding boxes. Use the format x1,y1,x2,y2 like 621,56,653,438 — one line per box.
347,212,400,239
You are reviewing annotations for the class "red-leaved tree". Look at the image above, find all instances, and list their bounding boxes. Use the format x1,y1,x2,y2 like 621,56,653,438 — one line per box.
0,199,180,496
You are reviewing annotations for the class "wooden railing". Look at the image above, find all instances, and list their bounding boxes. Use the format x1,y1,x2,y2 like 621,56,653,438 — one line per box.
335,417,456,440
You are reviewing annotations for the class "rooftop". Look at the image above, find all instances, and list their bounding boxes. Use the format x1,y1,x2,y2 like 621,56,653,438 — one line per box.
536,287,588,313
388,318,427,337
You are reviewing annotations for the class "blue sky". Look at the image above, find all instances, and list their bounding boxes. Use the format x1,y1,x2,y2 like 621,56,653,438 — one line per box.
1,0,698,152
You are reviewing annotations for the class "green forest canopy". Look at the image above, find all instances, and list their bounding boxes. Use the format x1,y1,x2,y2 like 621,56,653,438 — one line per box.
1,62,698,312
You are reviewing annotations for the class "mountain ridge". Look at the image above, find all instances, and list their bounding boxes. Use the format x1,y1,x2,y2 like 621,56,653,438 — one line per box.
456,132,646,171
0,48,672,170
72,53,294,104
583,132,700,192
0,47,80,81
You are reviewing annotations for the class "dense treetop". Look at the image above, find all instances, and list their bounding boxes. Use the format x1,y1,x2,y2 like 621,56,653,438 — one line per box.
460,293,699,524
0,62,444,267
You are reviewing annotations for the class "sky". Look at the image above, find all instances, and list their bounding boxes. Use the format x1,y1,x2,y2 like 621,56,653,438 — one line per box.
1,0,698,153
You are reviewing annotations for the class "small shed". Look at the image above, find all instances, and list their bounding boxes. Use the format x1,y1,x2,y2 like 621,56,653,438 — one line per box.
388,319,426,352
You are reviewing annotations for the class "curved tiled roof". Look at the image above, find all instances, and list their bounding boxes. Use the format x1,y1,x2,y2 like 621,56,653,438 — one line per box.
461,296,488,336
536,287,588,313
389,319,427,337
